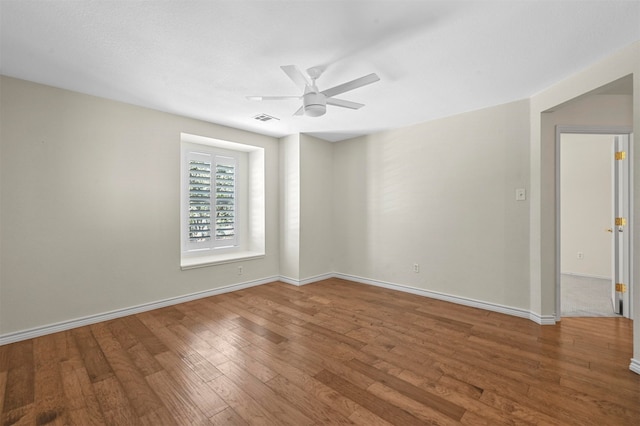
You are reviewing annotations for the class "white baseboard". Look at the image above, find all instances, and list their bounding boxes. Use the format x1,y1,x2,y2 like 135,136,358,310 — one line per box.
630,358,640,375
278,272,334,286
0,271,561,345
528,311,558,325
332,272,555,324
0,275,279,346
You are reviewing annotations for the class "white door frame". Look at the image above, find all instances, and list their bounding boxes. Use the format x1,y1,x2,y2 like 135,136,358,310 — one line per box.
555,125,634,321
613,135,632,316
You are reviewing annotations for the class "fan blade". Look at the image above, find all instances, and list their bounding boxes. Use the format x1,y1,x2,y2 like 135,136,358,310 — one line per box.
281,65,311,90
246,96,300,101
293,106,304,116
321,73,380,98
326,98,364,110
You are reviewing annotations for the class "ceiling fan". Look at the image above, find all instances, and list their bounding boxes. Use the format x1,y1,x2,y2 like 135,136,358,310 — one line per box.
247,65,380,117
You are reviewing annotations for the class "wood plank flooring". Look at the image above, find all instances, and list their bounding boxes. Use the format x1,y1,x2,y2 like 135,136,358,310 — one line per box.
1,278,638,425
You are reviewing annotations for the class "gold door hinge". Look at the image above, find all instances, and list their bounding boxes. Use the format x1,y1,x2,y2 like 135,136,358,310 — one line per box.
615,217,627,226
615,151,626,160
615,283,627,293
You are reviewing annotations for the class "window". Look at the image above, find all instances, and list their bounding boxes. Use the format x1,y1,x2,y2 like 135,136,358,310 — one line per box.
186,152,238,250
181,133,265,269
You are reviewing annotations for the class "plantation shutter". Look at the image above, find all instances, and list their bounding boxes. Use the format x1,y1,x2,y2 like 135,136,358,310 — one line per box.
188,153,212,244
185,151,238,251
214,155,237,245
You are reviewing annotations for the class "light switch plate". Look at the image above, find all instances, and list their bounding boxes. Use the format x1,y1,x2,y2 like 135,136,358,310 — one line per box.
515,188,526,201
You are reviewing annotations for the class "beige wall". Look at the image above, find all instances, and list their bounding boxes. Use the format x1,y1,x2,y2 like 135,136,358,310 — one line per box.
0,76,281,335
278,134,300,280
299,134,333,280
560,133,615,278
332,99,531,309
278,133,334,282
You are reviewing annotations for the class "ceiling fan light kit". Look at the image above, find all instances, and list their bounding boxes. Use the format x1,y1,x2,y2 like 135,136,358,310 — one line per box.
247,64,380,118
303,92,327,117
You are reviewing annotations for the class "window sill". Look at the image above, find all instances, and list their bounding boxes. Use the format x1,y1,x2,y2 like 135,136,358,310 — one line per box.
180,251,265,270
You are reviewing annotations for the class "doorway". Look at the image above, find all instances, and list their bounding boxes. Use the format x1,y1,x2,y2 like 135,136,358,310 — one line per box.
556,128,633,319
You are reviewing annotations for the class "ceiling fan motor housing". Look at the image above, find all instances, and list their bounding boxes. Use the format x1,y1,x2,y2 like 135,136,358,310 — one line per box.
303,91,326,117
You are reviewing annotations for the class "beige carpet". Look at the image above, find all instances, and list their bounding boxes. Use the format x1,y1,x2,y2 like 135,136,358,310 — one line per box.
561,274,620,317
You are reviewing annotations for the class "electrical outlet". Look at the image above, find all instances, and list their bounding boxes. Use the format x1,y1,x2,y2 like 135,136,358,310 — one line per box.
238,266,243,275
413,263,420,273
577,252,584,260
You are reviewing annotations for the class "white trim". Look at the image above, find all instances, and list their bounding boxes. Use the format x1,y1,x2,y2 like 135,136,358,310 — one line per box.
279,273,335,286
332,272,552,323
528,311,558,325
0,276,278,346
278,275,300,286
181,251,265,270
554,125,634,322
630,358,640,375
627,133,634,319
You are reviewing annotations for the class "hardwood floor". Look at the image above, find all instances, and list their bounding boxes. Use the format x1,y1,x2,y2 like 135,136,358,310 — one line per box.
1,278,638,425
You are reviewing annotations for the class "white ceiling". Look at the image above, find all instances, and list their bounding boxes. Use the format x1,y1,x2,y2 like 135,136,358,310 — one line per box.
1,1,639,142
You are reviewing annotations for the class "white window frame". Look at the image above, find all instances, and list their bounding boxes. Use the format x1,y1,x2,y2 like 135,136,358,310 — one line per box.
180,133,265,270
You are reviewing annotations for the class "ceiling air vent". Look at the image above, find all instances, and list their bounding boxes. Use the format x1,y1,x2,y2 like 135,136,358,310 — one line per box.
253,113,280,122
